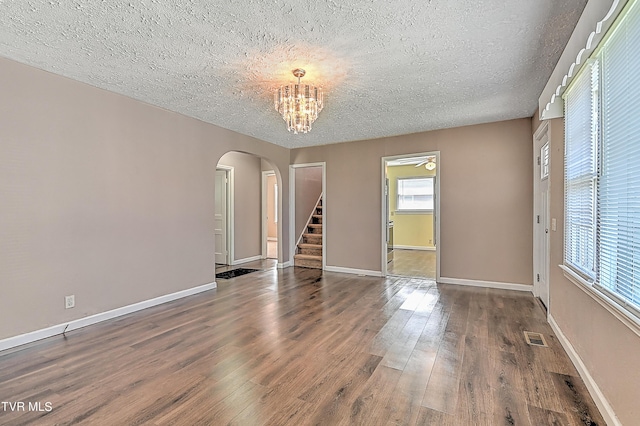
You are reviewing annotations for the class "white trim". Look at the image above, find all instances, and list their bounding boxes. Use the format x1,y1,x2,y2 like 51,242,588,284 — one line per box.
539,0,628,119
324,265,383,277
392,245,436,251
261,171,270,259
261,171,277,260
0,282,217,353
322,167,326,271
289,166,294,265
277,261,292,269
382,151,441,281
559,264,640,338
217,164,234,265
232,255,262,266
438,277,532,292
548,314,622,426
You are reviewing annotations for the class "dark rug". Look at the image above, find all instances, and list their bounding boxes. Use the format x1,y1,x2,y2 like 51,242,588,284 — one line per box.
215,268,260,279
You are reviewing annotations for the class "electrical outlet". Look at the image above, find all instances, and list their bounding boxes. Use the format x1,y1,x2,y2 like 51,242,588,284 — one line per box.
65,295,75,309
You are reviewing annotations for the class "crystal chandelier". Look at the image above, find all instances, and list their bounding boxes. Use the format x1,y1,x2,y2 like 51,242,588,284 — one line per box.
274,68,324,134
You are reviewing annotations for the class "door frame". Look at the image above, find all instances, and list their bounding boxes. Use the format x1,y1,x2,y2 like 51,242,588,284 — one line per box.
261,170,277,259
216,165,234,265
381,151,441,280
289,162,326,268
533,121,551,310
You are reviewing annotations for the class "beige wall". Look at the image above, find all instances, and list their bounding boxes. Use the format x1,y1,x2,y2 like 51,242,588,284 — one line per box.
294,166,323,243
542,117,640,425
218,152,262,260
291,118,534,283
387,164,435,248
0,56,290,340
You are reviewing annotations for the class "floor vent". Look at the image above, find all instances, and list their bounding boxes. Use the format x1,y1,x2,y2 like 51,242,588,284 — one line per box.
524,331,548,347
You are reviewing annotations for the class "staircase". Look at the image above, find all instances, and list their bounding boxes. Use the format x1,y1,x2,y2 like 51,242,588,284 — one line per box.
294,198,323,269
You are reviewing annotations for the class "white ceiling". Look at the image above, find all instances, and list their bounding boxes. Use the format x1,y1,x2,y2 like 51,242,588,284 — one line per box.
0,0,586,148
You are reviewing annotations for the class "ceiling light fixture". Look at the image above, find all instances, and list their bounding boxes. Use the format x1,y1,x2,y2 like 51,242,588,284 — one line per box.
415,156,437,170
274,68,323,134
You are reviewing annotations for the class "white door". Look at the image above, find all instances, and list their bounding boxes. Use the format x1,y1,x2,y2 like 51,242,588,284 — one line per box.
214,169,228,264
534,125,550,309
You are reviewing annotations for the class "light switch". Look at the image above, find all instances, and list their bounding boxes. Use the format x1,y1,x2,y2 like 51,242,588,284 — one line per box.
552,218,557,231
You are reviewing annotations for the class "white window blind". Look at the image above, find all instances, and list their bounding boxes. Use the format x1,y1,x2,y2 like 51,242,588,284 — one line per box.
564,60,598,280
564,0,640,318
397,177,434,211
597,0,640,313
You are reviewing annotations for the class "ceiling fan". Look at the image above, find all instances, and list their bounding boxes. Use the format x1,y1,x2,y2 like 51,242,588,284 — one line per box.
415,156,437,170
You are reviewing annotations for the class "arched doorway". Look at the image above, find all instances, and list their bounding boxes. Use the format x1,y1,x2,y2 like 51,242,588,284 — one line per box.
215,151,283,273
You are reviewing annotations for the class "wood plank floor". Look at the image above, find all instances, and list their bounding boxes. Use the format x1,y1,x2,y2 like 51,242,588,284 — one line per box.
388,249,436,279
0,266,604,425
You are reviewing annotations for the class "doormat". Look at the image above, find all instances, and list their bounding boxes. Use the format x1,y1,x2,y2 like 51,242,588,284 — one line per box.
215,268,260,279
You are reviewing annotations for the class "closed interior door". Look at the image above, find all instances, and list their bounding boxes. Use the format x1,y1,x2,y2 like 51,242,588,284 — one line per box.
215,169,228,264
534,131,551,309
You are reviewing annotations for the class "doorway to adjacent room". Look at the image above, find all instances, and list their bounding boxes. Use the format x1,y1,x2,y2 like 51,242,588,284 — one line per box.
382,152,440,280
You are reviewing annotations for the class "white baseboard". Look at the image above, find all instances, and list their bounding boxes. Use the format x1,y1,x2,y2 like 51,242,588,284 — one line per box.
438,277,532,292
324,265,382,277
0,282,217,353
392,245,436,251
548,315,621,426
232,255,262,266
278,261,292,269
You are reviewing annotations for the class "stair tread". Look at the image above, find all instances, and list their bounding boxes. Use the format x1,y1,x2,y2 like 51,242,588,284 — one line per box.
307,223,323,227
299,243,322,248
312,214,323,218
303,233,321,237
294,254,322,260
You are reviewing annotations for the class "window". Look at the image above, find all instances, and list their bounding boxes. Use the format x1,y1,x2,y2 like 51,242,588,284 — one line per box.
541,142,550,179
397,177,434,211
563,0,640,319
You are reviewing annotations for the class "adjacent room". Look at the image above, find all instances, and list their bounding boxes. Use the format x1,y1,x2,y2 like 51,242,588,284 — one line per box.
1,0,639,424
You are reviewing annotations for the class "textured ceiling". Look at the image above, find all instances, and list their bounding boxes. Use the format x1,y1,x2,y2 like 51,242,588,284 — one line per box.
0,0,586,148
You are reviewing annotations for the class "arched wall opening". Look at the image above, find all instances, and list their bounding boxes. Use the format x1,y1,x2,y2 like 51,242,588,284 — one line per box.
215,150,286,268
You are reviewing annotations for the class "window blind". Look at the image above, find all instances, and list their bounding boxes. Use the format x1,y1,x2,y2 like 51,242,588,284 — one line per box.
596,0,640,312
397,177,434,211
564,60,598,280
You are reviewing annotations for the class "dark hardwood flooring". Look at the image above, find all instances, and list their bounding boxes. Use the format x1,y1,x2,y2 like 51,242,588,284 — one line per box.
0,267,604,425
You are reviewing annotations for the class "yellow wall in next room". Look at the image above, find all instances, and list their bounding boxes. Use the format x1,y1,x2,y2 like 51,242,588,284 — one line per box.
387,164,435,249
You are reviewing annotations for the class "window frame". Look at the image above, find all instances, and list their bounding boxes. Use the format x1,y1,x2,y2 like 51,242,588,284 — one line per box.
562,0,640,334
395,176,435,213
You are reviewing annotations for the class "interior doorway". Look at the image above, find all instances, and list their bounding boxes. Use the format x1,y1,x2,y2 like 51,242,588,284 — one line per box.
215,151,281,273
382,152,440,280
289,163,326,269
533,122,550,310
214,166,232,265
262,171,278,260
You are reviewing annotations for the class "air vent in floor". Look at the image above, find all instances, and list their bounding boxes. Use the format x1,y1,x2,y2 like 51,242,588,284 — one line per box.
524,331,548,347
